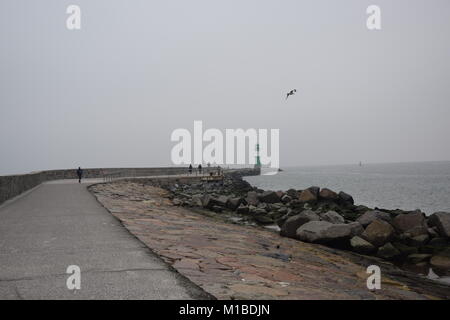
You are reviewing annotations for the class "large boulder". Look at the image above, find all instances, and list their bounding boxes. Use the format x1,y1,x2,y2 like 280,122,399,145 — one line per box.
245,191,259,206
402,233,429,247
227,197,243,210
281,194,292,204
350,236,376,254
428,212,450,238
377,243,401,260
236,204,249,214
348,222,364,236
286,189,299,199
430,255,450,269
407,254,432,264
338,191,354,205
361,220,395,247
308,186,320,198
216,195,229,207
202,195,226,208
190,194,203,207
320,210,345,224
258,191,280,204
253,215,274,225
319,188,338,201
392,212,427,234
393,242,418,256
280,210,320,238
430,249,450,269
296,221,352,244
298,189,317,203
356,210,391,227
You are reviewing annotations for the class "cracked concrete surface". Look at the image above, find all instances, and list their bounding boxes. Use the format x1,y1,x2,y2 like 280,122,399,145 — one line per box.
0,180,212,300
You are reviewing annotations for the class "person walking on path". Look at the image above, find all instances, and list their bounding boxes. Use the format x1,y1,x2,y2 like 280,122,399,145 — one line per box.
76,167,83,183
198,164,202,175
188,164,193,175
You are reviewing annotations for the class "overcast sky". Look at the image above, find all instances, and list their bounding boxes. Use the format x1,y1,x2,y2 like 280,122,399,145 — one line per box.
1,0,449,175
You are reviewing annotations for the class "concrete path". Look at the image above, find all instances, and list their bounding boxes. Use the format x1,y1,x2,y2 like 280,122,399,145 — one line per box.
0,180,211,300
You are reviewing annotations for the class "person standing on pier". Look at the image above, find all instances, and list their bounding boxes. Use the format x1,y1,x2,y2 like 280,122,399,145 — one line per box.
76,167,83,183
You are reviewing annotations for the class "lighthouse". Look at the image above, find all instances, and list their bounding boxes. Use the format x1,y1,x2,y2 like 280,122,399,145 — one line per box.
255,143,262,169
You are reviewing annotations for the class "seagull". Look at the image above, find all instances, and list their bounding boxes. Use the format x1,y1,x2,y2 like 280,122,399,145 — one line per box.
286,89,297,100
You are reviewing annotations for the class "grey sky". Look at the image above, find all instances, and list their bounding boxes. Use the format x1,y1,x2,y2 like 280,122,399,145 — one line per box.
1,0,449,175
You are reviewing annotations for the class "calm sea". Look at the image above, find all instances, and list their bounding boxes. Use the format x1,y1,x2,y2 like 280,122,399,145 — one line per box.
244,161,450,215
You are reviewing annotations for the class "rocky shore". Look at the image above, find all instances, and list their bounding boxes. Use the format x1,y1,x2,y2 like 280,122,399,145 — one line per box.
163,172,450,277
89,177,450,299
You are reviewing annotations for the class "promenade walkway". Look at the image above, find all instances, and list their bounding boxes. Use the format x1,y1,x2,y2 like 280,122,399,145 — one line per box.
0,179,211,299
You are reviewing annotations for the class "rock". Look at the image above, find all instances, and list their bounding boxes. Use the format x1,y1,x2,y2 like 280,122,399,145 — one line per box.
286,189,298,199
403,226,428,237
350,236,376,254
276,209,295,227
356,210,392,227
428,212,450,238
245,191,259,206
393,242,418,256
190,194,203,207
320,210,345,224
418,245,442,255
253,208,267,215
429,237,449,247
430,249,450,269
361,220,395,247
211,205,223,213
281,195,292,204
280,210,320,238
236,204,249,214
172,198,182,206
428,227,439,238
216,195,229,207
254,215,274,225
392,212,427,234
430,255,450,269
348,222,364,237
277,207,289,216
296,221,352,244
340,210,359,221
202,195,228,208
256,203,269,212
258,191,280,204
298,189,317,203
407,254,432,264
319,188,338,201
227,197,243,210
408,234,430,247
307,186,320,198
377,242,401,260
338,191,354,205
201,194,216,208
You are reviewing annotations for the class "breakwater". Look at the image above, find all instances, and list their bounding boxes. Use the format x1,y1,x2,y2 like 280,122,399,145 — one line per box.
0,166,260,205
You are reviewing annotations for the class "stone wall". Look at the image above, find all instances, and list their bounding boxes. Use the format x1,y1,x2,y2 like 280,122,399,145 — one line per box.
0,166,260,205
0,171,46,205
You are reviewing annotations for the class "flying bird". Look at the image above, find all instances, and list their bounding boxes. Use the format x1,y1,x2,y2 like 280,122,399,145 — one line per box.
286,89,297,100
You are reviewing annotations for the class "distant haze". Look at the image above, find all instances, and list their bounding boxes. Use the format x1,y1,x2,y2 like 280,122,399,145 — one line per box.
1,0,450,175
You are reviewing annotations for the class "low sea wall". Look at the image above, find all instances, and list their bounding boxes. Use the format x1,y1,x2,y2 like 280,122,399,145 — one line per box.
0,166,260,205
